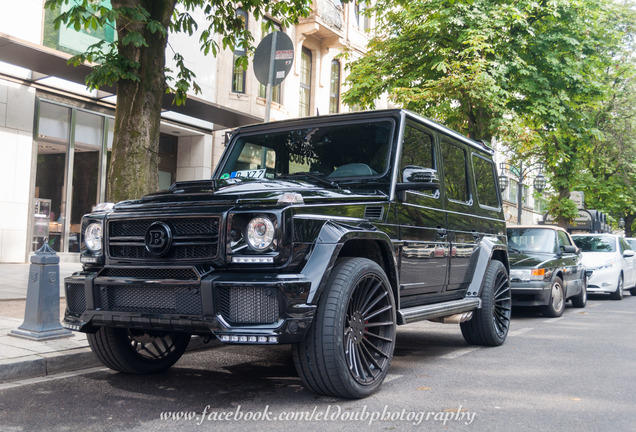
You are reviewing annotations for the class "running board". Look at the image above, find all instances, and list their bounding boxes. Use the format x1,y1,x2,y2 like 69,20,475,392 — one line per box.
398,298,481,325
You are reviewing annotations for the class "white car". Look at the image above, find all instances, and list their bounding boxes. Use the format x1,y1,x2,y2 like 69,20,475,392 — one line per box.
571,234,636,299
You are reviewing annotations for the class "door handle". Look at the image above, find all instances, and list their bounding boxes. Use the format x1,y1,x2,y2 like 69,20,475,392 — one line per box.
437,227,447,238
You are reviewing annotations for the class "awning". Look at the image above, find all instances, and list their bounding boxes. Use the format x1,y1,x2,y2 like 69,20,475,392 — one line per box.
0,33,263,130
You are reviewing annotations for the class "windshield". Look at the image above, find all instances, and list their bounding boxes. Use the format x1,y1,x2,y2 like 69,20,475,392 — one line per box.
572,235,616,252
216,120,393,181
507,228,556,254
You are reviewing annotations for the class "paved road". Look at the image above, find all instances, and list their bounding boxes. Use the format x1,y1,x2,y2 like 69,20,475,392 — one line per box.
1,295,635,431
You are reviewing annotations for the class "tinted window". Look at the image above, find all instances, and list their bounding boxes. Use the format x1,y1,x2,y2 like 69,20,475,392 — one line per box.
572,236,616,252
441,141,469,203
557,231,572,248
400,124,434,180
472,155,499,208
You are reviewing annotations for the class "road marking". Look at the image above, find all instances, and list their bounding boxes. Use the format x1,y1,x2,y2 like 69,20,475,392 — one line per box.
508,327,534,337
440,347,480,359
0,366,107,391
384,374,403,384
543,317,565,324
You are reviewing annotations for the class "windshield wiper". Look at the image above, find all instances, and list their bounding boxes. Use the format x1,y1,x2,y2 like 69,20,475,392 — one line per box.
508,246,524,254
277,172,340,189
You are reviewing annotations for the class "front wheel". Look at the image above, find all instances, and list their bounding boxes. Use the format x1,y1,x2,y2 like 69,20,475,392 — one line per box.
88,327,191,374
293,258,396,399
571,276,587,308
609,274,624,300
461,260,511,346
542,277,565,317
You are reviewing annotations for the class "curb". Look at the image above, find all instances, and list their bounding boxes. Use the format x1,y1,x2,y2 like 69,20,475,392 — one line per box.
0,336,220,385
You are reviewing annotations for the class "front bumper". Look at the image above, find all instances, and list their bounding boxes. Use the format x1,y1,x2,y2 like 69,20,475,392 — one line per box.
63,266,315,344
510,280,552,307
586,267,620,294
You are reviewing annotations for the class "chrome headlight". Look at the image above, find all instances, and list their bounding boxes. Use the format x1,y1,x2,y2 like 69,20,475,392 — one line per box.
85,222,103,252
595,260,616,270
246,217,275,251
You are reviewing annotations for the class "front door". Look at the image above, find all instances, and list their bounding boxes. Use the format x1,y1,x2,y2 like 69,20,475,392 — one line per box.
397,122,449,307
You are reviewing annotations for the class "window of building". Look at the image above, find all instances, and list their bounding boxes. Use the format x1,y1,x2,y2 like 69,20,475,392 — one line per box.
355,2,370,31
258,19,282,103
232,8,248,94
43,0,116,55
299,47,312,117
35,100,112,253
329,60,341,114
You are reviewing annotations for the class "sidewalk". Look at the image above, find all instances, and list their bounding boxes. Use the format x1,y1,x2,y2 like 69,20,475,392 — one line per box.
0,263,213,385
0,262,99,383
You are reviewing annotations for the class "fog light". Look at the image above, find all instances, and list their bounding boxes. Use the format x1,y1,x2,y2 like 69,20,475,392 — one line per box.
268,336,278,343
248,336,257,342
220,335,230,342
258,336,268,343
230,336,239,342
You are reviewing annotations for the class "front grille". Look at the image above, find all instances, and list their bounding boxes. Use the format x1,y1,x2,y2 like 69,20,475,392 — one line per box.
97,285,202,315
217,286,280,324
108,216,220,261
98,267,199,280
66,283,86,315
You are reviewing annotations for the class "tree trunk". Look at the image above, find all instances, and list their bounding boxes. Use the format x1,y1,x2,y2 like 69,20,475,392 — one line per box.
556,187,570,229
107,0,177,202
625,213,635,237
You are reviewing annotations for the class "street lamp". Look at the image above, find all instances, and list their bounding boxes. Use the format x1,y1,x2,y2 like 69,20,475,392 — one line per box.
498,161,546,225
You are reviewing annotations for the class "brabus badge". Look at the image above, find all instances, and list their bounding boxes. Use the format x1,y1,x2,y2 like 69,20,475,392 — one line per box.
145,222,173,257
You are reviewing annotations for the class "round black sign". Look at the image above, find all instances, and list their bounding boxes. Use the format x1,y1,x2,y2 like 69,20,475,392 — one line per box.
145,222,173,257
253,31,294,87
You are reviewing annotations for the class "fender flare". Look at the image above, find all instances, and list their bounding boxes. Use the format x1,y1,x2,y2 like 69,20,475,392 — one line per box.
300,220,398,306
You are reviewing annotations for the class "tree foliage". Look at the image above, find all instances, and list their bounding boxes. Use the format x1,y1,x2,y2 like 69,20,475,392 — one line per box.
44,0,312,201
343,0,635,227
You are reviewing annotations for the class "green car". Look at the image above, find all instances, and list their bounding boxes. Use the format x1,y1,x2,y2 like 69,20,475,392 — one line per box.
507,226,587,317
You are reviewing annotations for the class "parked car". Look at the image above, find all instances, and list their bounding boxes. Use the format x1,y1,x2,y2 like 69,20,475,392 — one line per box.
571,234,636,299
507,226,587,317
62,109,512,399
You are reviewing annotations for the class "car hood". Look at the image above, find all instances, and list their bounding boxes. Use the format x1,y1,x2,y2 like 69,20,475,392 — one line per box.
580,252,617,267
509,252,553,269
112,178,388,211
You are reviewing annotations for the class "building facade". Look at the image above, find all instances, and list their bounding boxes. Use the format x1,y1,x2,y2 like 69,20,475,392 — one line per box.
0,0,385,263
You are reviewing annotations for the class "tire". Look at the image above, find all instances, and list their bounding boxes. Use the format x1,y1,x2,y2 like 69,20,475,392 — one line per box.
571,276,587,308
88,327,191,374
542,277,566,317
461,260,511,346
292,257,396,399
609,274,624,300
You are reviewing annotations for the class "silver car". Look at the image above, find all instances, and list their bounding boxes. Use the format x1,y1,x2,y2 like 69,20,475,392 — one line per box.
572,234,636,299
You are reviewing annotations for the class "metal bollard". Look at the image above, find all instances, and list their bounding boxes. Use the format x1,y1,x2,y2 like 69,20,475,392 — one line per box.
10,244,72,341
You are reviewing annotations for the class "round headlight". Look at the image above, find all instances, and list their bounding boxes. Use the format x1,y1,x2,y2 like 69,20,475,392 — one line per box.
85,223,103,252
246,217,275,251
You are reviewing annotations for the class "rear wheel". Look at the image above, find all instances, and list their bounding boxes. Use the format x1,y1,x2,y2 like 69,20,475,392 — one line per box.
88,327,191,374
542,277,566,317
293,257,396,399
609,274,624,300
461,260,511,346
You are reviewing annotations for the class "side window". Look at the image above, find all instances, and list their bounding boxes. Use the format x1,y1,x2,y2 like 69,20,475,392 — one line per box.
472,155,500,208
441,140,470,203
399,124,434,181
557,231,572,248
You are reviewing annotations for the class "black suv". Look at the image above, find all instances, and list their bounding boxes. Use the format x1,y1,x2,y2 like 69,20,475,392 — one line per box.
64,109,510,399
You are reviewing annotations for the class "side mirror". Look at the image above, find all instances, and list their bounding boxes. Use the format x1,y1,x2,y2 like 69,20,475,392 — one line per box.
623,249,635,258
396,166,440,193
560,245,577,254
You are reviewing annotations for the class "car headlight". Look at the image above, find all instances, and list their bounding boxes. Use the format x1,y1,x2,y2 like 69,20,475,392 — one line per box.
510,268,545,281
85,222,103,252
246,217,275,251
595,260,616,270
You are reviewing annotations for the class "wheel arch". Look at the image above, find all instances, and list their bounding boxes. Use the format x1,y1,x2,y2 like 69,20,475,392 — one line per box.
466,236,509,300
302,221,399,307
